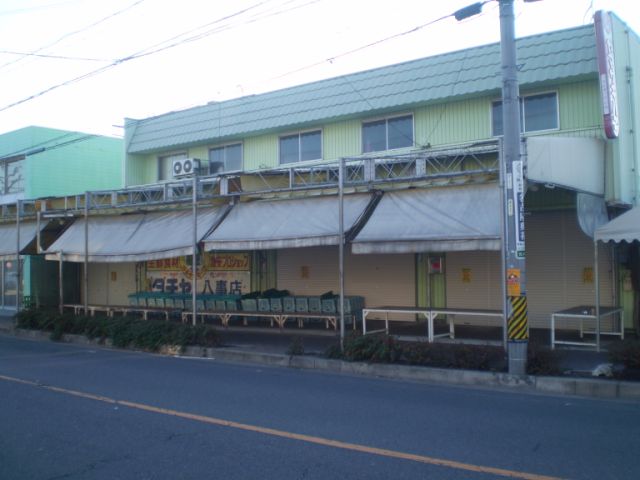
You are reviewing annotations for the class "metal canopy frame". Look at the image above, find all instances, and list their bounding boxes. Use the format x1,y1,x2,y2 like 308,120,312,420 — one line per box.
0,141,500,333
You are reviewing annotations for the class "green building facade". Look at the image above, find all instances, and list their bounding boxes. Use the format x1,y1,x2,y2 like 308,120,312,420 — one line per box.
0,126,123,311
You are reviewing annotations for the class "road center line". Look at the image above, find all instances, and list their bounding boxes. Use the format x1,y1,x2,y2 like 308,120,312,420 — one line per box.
0,373,563,480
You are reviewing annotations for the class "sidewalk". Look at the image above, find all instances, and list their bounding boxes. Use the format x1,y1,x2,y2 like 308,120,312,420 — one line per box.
1,314,637,401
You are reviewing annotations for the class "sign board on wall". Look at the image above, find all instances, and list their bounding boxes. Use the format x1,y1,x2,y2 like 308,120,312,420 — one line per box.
594,10,620,139
146,252,251,295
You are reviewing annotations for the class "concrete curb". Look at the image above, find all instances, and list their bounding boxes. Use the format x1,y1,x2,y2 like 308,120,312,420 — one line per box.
183,347,640,401
3,325,640,401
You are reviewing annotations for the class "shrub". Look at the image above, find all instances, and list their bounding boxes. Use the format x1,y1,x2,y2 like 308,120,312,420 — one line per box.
13,308,220,352
287,336,305,356
327,334,505,371
526,342,562,376
402,342,505,371
609,340,640,369
342,333,402,363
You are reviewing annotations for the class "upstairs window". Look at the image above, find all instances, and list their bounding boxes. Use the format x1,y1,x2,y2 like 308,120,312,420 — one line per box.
209,143,242,173
492,92,558,136
158,152,187,181
279,130,322,164
0,157,24,195
362,114,413,153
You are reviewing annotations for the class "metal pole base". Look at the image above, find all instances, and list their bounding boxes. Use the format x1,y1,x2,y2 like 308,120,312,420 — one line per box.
508,340,528,376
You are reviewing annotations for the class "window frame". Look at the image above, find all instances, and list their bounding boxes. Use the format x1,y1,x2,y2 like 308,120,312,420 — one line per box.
0,156,25,195
208,142,243,174
361,113,414,154
278,128,323,165
491,91,559,137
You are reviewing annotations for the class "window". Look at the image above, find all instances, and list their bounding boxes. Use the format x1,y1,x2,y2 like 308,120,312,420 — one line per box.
0,158,25,195
362,114,413,153
492,92,558,136
209,143,242,173
279,130,322,164
158,152,187,181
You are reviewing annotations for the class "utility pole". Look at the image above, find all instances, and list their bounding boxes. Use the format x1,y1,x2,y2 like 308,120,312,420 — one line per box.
499,0,528,375
455,0,532,374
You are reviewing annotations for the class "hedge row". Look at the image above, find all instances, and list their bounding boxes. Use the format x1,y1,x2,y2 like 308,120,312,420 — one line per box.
326,333,562,375
15,308,220,352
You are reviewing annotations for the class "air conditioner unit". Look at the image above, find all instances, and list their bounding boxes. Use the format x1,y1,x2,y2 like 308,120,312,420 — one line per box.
172,158,201,177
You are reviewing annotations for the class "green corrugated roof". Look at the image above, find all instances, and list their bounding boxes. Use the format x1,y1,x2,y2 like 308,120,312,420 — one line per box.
127,24,597,154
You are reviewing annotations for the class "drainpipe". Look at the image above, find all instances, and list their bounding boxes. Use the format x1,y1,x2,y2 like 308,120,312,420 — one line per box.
338,157,345,351
59,250,64,315
84,192,89,315
16,200,21,312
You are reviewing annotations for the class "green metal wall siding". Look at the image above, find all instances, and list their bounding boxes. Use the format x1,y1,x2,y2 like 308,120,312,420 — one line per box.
415,97,490,147
243,134,278,171
125,80,604,178
323,120,361,161
26,136,122,198
611,15,640,205
0,126,65,158
556,81,602,132
126,152,163,185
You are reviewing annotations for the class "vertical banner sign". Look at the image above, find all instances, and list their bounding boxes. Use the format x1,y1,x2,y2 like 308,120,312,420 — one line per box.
512,160,525,259
594,10,620,139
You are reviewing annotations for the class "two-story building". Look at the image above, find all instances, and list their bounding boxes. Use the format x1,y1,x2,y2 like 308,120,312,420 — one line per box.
0,126,123,312
42,11,640,338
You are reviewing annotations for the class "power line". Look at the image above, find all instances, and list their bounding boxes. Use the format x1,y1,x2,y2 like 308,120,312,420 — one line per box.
0,50,111,62
0,0,146,72
239,1,492,96
0,132,96,161
0,0,309,113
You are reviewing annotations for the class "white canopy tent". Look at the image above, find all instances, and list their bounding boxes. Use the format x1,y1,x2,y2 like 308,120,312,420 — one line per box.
593,207,640,350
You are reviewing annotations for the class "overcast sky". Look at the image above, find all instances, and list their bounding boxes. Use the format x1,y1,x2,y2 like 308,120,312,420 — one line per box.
0,0,638,138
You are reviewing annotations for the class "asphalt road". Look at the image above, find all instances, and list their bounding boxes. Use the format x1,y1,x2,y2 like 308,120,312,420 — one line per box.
1,334,639,480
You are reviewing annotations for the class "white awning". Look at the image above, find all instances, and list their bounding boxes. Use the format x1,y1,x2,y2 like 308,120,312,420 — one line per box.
0,221,40,260
594,207,640,243
351,183,502,254
203,194,373,251
44,207,227,263
526,136,605,195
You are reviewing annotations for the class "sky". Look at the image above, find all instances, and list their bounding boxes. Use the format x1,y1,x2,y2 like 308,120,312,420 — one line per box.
0,0,638,139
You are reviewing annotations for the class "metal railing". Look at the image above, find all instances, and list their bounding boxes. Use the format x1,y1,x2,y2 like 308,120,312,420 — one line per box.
0,140,500,220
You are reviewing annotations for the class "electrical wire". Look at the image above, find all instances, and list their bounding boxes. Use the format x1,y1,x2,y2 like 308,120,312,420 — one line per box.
0,0,146,72
0,132,94,160
0,50,111,62
268,1,492,149
0,0,312,113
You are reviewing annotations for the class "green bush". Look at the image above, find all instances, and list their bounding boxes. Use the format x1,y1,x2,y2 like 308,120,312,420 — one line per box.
402,342,505,371
14,308,220,352
327,333,505,371
609,340,640,378
287,337,305,356
526,342,562,376
341,333,402,363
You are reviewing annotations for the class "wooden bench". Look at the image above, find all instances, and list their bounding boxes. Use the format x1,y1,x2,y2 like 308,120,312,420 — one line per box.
181,308,351,330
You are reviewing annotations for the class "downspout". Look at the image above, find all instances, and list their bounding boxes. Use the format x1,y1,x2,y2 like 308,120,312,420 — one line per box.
625,30,639,205
59,251,64,315
595,240,601,352
15,200,21,312
84,192,89,315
